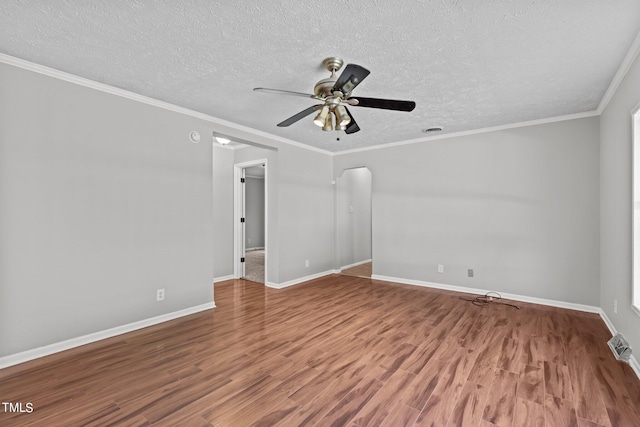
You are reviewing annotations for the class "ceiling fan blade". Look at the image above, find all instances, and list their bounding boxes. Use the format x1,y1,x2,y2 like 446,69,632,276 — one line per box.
348,96,416,111
344,107,360,134
277,105,322,127
254,87,321,100
332,64,370,95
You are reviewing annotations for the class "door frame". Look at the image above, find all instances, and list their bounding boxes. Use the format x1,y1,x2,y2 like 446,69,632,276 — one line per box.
234,159,268,282
334,166,373,273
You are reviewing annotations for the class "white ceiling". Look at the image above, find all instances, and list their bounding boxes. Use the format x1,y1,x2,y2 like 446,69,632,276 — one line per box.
1,1,639,153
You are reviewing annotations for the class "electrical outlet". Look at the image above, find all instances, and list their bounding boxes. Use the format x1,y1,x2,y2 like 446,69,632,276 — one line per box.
467,269,474,278
157,288,165,301
614,299,618,314
248,238,251,244
438,264,444,273
305,260,309,268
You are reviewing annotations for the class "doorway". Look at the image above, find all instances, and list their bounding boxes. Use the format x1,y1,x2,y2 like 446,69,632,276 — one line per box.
336,167,372,278
234,159,268,283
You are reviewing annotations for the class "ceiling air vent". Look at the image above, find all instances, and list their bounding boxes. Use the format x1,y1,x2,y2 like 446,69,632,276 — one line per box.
422,127,443,133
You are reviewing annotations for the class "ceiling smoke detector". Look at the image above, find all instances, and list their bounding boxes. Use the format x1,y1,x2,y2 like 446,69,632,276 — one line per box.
189,130,201,143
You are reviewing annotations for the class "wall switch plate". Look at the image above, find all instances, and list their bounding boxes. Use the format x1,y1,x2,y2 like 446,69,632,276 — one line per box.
305,260,309,268
157,288,165,301
467,269,474,278
438,264,444,273
614,299,618,314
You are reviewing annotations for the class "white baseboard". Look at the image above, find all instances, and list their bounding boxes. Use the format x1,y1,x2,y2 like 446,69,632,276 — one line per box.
598,308,618,336
246,247,265,252
340,259,372,271
371,274,600,313
266,270,338,289
0,302,215,369
598,309,640,381
213,274,235,283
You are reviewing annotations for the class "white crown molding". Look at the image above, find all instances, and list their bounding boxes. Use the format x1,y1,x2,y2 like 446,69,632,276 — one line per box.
3,35,638,158
334,26,640,157
0,51,627,158
597,27,640,114
0,53,605,159
0,302,215,369
333,110,600,156
0,53,332,157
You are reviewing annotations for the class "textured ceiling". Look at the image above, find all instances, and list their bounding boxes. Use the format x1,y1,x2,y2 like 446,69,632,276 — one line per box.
1,1,639,152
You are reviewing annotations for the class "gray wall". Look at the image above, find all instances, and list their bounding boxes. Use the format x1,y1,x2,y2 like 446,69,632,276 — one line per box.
245,176,265,249
337,167,372,268
334,117,601,305
5,49,631,361
276,144,333,282
600,48,640,353
233,142,334,284
0,63,215,357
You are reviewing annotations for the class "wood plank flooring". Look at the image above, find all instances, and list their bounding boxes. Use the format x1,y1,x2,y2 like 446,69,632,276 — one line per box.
1,275,640,426
341,262,372,278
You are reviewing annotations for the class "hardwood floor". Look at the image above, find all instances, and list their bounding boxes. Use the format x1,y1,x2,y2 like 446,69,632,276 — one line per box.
1,275,640,426
341,262,372,278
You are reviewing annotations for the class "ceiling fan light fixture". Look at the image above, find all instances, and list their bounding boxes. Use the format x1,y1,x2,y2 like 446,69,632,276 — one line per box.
335,105,351,127
313,105,330,127
322,113,334,131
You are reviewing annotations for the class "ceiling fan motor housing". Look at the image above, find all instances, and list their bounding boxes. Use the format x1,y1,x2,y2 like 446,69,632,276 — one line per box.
314,57,344,97
314,77,337,97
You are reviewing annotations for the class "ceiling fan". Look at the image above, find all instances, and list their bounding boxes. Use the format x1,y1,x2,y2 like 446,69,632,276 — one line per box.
253,57,416,134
